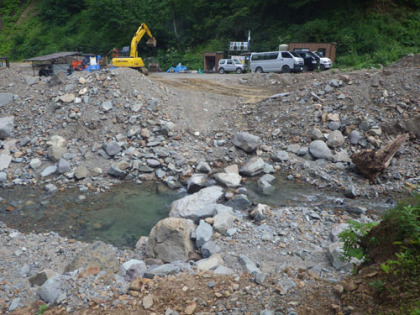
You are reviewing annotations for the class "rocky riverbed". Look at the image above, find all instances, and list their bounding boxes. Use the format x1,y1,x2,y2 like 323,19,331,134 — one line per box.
0,55,419,314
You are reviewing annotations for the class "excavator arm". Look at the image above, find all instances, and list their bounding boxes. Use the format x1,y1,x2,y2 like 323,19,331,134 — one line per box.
130,23,157,58
111,22,157,75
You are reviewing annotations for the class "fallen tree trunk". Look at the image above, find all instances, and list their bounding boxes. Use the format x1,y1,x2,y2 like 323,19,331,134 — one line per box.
351,133,409,183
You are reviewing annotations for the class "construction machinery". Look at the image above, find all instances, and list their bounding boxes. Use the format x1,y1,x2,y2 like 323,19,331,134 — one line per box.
111,23,157,75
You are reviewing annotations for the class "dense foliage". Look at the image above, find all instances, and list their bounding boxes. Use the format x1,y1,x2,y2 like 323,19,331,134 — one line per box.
340,189,420,313
0,0,419,69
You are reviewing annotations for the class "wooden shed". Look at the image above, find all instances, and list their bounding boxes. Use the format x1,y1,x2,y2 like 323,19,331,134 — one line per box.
25,51,81,76
203,51,224,72
288,43,337,62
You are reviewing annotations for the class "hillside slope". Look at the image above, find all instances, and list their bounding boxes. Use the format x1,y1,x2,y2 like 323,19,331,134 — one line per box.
0,0,419,68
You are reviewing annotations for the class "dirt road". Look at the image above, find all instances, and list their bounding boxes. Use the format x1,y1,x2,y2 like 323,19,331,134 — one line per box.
150,72,275,104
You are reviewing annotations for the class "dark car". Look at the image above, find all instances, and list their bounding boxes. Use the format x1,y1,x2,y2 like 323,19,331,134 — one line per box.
293,51,318,71
308,51,333,70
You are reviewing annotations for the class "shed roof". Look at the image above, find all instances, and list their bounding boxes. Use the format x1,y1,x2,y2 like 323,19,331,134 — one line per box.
25,52,80,62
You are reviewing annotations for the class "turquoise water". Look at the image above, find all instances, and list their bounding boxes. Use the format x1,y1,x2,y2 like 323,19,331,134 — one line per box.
0,178,392,248
0,182,185,248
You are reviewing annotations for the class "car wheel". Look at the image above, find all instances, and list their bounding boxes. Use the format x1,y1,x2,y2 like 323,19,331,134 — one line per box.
255,67,263,73
236,68,242,74
282,65,290,73
320,64,325,71
219,68,225,74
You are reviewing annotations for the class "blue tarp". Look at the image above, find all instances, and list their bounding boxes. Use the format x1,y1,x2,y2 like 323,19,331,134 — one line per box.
166,64,188,73
84,55,102,71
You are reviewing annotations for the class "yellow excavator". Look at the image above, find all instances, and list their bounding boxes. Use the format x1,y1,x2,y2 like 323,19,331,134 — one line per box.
111,23,157,75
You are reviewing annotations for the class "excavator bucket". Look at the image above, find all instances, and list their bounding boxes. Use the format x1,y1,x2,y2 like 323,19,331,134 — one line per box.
146,38,157,47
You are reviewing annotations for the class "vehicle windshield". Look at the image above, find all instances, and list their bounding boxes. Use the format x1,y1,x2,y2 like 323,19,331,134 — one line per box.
312,52,322,58
290,52,300,57
234,60,242,64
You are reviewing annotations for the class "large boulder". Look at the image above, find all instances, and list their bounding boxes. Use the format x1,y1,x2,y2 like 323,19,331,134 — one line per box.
169,186,224,222
232,132,261,153
146,217,196,263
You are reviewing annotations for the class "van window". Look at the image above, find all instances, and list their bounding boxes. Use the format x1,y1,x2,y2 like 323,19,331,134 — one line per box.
251,52,278,61
317,49,326,57
281,52,292,58
227,60,233,64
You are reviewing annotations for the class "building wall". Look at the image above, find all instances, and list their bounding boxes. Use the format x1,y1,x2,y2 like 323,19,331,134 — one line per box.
203,52,224,72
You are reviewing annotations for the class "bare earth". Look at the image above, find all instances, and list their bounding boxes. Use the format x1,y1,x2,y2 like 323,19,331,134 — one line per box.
1,56,419,314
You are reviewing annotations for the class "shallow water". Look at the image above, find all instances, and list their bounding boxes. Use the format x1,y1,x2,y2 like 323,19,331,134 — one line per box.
0,182,185,248
0,178,393,248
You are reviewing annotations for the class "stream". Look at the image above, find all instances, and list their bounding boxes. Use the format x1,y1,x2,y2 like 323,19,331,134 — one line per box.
0,178,393,248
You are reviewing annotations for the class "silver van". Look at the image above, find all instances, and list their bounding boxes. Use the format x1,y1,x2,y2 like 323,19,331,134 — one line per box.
218,59,247,74
250,51,304,73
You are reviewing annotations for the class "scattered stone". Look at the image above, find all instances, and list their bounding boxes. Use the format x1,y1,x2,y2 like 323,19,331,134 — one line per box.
344,185,357,198
74,165,89,180
60,93,75,103
327,130,345,148
240,157,265,176
201,241,221,258
37,276,65,304
272,150,289,162
0,93,14,107
309,140,332,160
0,154,12,171
29,269,58,286
66,241,119,273
0,116,14,139
195,220,213,248
232,132,261,153
213,212,236,234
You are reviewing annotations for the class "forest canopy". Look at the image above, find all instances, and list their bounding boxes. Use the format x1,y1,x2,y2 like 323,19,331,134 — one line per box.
0,0,419,69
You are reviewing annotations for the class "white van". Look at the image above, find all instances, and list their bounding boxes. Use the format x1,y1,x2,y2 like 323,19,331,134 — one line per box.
250,51,304,73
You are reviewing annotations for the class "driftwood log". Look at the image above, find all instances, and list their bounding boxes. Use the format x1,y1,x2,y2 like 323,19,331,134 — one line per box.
351,133,409,182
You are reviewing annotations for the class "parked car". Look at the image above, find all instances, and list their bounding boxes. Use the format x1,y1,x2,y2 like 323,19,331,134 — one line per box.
249,51,304,73
293,51,318,71
309,51,333,71
218,59,247,74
